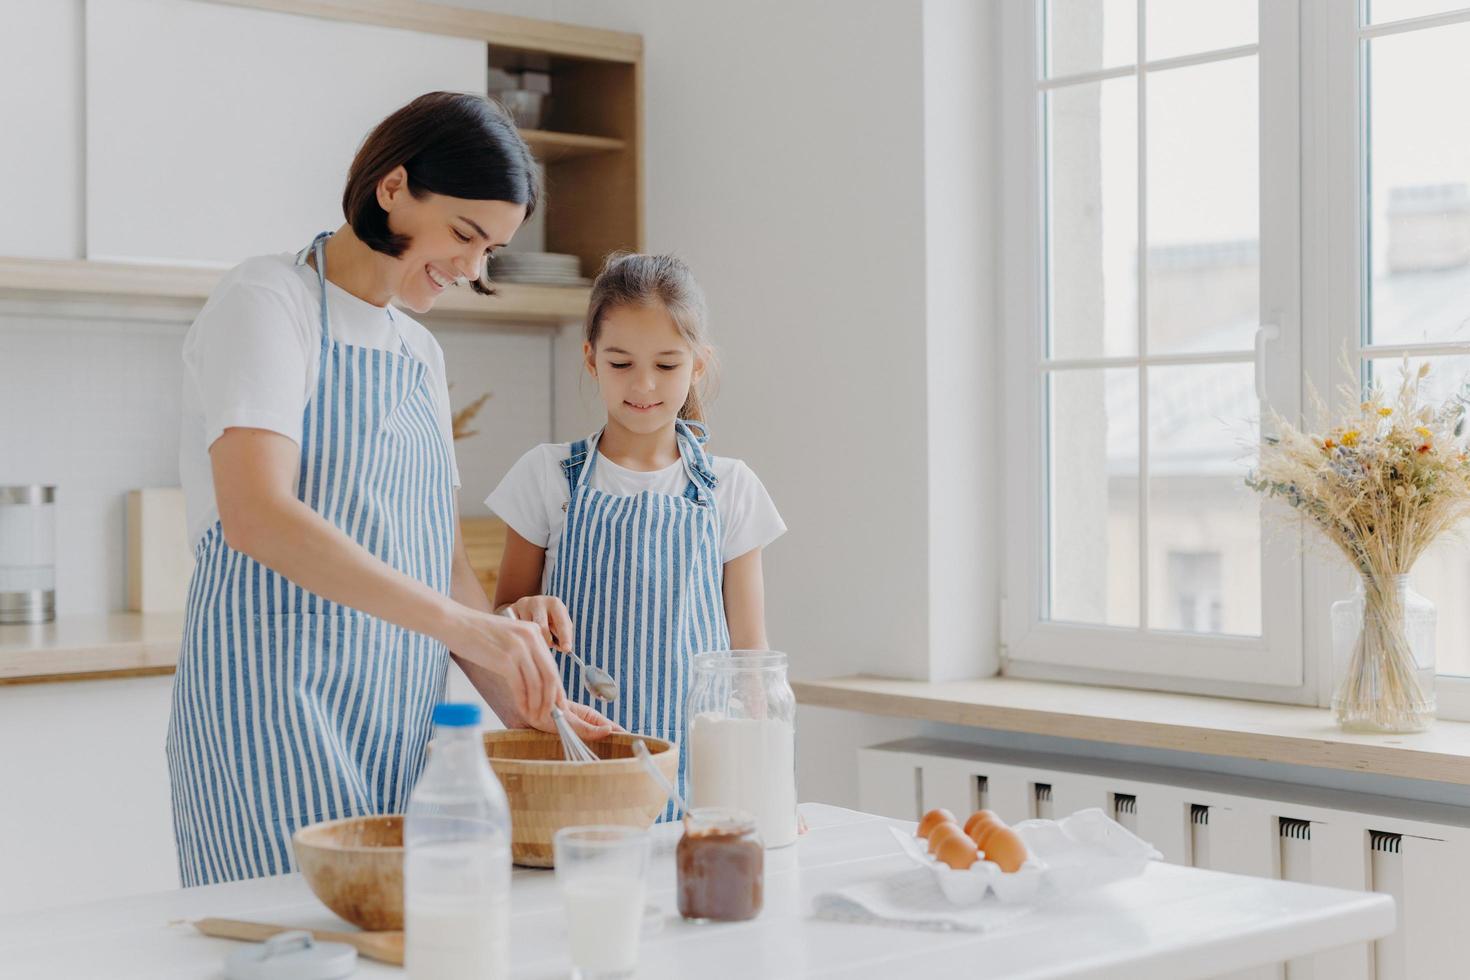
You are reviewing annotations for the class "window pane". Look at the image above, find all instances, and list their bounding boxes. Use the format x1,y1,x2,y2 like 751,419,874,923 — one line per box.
1048,368,1140,627
1146,56,1259,354
1367,1,1470,24
1364,354,1470,676
1045,0,1137,78
1047,77,1138,359
1365,23,1470,348
1146,363,1261,635
1146,0,1256,62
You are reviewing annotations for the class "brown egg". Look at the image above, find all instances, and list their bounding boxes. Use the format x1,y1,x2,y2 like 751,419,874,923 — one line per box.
963,810,1003,840
927,821,967,856
916,808,956,840
968,819,1007,851
978,826,1028,873
935,831,981,870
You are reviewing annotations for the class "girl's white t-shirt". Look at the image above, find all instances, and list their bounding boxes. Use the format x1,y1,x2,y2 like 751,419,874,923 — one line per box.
486,440,786,590
179,253,461,549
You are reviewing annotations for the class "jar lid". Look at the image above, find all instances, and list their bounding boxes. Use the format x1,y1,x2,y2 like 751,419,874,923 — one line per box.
0,486,55,505
224,931,358,980
691,650,788,672
685,806,759,834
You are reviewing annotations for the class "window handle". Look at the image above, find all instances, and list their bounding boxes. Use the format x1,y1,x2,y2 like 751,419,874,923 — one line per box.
1254,321,1281,402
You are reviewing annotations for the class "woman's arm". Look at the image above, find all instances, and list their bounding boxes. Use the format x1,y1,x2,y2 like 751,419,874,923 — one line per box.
210,426,561,726
446,503,527,729
722,548,769,650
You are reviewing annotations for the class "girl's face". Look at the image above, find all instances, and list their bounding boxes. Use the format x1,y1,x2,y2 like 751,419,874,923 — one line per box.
585,303,704,436
377,165,527,313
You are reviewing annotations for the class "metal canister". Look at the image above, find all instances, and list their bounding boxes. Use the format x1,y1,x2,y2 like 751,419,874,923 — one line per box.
0,485,56,624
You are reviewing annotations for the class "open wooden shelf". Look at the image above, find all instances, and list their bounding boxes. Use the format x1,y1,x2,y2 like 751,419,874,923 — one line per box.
520,128,626,163
0,256,589,324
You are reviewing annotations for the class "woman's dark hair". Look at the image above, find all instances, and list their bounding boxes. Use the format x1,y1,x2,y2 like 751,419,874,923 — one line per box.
342,91,540,295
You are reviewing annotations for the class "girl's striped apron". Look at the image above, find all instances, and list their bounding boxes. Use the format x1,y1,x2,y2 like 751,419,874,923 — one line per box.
165,232,456,886
549,420,730,820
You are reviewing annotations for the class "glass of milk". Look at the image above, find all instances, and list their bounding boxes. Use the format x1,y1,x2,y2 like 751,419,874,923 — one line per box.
553,826,651,980
686,651,799,848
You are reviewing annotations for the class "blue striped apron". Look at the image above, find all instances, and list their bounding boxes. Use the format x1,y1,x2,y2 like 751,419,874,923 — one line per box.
548,420,730,820
165,232,456,886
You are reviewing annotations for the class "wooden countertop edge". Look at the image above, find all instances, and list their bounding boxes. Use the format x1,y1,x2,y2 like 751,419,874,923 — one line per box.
0,615,184,686
792,675,1470,786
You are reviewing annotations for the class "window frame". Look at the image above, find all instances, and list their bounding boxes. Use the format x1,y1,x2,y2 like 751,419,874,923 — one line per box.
1316,0,1470,719
999,0,1308,693
1004,0,1470,719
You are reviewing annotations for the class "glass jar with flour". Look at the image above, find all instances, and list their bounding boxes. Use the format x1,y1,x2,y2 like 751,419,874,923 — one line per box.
686,651,798,848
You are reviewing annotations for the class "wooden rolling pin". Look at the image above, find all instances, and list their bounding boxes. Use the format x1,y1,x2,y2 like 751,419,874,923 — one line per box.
191,917,404,965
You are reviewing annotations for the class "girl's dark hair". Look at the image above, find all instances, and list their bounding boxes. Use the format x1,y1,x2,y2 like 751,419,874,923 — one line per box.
342,91,540,296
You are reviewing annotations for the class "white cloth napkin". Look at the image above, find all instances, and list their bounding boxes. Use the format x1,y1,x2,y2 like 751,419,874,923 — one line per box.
812,808,1162,931
811,868,1034,933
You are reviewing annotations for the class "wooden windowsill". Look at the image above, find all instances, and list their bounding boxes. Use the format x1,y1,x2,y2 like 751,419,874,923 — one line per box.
793,674,1470,787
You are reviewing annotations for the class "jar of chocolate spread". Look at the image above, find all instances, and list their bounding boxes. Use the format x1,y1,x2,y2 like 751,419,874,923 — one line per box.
676,807,764,922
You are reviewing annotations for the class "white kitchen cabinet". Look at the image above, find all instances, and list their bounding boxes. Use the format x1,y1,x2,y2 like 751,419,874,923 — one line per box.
0,0,84,259
84,0,487,265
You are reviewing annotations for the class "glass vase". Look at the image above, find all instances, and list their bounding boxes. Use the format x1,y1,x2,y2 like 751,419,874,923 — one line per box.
1330,574,1436,733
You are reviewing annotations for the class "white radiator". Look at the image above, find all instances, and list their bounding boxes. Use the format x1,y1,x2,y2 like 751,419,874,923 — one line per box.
858,738,1470,980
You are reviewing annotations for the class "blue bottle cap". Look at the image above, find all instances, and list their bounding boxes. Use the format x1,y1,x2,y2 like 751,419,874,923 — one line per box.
432,703,482,727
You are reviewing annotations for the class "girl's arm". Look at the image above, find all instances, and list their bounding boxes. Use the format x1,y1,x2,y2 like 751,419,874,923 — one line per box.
494,528,575,651
210,426,562,726
723,548,769,650
492,527,619,734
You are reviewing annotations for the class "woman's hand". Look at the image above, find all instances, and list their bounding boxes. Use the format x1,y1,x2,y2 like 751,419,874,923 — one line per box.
446,603,618,741
534,699,621,742
502,594,575,651
444,607,562,725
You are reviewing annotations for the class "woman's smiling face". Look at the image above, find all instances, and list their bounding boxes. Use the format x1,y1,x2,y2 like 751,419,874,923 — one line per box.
586,302,705,435
377,165,527,313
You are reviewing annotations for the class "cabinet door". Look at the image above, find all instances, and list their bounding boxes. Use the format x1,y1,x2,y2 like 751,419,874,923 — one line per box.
1,0,84,259
85,0,486,264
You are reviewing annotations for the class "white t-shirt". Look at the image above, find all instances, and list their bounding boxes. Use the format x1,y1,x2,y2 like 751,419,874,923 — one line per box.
180,252,460,549
486,440,786,591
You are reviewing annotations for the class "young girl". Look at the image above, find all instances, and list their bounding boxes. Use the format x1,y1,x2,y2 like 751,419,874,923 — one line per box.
486,253,785,807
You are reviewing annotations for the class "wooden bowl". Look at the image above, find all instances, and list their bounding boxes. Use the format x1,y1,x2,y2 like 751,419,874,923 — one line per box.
484,730,678,867
292,815,404,931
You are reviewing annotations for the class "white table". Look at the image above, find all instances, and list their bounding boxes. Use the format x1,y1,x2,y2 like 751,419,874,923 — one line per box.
0,804,1393,979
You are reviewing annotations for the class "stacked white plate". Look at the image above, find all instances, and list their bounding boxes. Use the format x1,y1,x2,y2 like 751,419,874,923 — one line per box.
489,251,589,286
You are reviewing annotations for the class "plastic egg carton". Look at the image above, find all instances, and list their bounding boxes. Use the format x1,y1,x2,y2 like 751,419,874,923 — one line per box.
891,807,1163,906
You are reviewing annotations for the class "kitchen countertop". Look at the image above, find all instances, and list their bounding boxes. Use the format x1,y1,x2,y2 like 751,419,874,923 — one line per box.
0,804,1393,979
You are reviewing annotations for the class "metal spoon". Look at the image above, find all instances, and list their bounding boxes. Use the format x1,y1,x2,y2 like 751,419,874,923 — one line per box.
632,738,688,820
505,606,619,701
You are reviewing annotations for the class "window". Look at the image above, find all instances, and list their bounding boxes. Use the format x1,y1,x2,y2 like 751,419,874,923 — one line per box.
1002,0,1303,688
1005,1,1470,715
1349,3,1470,705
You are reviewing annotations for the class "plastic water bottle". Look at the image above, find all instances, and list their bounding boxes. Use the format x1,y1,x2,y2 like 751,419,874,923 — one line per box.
405,703,512,979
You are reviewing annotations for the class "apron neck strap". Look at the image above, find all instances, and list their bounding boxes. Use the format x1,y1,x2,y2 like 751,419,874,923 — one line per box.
295,231,334,351
573,422,718,504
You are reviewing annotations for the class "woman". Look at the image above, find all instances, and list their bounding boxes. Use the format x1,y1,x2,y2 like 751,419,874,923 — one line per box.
166,92,612,886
